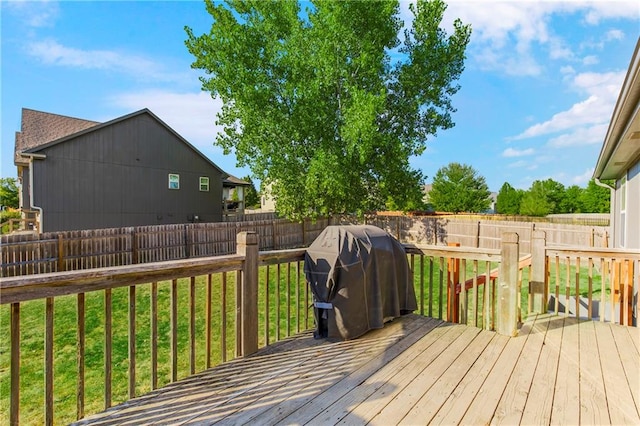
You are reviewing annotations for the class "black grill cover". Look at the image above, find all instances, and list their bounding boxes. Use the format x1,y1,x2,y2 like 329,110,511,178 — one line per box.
304,225,417,340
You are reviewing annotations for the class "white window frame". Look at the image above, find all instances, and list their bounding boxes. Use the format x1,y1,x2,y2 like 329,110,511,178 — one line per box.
168,173,180,190
199,176,210,192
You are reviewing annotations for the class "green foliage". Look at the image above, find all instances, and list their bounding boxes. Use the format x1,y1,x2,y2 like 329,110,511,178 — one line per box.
243,176,261,208
0,178,19,208
560,185,584,213
580,179,612,213
519,179,565,216
495,182,522,215
429,162,491,213
186,0,471,219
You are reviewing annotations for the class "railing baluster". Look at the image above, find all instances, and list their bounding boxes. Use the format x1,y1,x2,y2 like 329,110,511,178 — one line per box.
221,272,227,363
610,259,616,323
460,259,467,325
45,297,54,425
205,275,212,368
472,260,478,328
575,257,580,321
77,293,85,420
305,267,309,330
587,259,593,320
104,289,112,409
418,255,424,316
296,261,301,334
554,256,560,315
484,261,491,330
564,256,571,318
235,271,241,357
439,257,444,320
170,279,178,381
287,263,291,337
10,302,20,426
129,285,136,399
428,257,434,318
151,282,158,389
276,264,281,341
189,276,196,375
600,258,606,322
265,265,270,346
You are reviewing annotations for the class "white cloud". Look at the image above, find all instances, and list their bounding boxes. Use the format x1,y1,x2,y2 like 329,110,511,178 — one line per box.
26,39,190,83
560,65,576,75
439,1,638,76
546,123,608,147
571,168,595,185
109,90,224,150
4,0,59,28
582,55,599,65
511,70,625,140
503,147,534,157
605,29,625,41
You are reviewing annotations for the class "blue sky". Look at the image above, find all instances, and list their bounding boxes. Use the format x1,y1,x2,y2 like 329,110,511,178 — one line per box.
2,1,639,192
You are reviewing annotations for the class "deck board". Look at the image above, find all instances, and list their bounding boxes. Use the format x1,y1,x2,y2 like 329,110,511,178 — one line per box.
75,314,640,426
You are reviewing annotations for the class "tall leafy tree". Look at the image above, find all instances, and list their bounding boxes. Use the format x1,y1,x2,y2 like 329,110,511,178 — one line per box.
519,179,565,216
0,178,19,209
242,176,261,208
580,179,612,213
186,0,471,219
495,182,522,215
560,185,584,213
429,163,490,213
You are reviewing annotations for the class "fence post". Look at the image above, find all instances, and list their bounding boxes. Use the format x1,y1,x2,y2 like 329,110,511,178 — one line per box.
530,231,547,314
497,232,519,336
237,231,259,356
57,234,65,272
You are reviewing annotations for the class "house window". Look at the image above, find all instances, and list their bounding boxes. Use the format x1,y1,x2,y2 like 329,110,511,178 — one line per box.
168,173,180,190
200,177,210,192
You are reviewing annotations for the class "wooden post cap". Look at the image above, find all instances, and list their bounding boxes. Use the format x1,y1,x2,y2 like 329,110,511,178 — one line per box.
237,231,258,245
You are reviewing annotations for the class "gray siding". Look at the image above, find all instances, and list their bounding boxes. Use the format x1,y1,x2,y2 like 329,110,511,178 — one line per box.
32,113,223,232
627,160,640,249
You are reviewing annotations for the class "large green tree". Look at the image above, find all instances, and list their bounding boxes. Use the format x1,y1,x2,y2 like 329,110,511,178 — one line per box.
242,175,261,208
186,0,471,219
495,182,522,215
429,163,490,213
580,179,612,213
519,179,565,216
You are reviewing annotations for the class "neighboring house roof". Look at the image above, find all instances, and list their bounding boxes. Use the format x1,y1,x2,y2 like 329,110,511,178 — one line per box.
15,108,100,165
224,175,251,187
21,108,229,178
594,37,640,180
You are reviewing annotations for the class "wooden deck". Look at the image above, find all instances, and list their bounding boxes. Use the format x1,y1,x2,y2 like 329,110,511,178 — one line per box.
76,314,639,425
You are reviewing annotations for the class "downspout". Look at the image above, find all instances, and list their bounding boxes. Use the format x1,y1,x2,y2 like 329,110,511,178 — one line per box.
22,153,46,233
594,177,615,247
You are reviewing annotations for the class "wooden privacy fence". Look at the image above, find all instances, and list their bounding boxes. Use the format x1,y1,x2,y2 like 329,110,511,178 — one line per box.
1,214,609,277
1,218,333,277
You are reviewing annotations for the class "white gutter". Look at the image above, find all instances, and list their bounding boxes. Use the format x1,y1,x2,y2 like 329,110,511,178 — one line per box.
21,153,46,233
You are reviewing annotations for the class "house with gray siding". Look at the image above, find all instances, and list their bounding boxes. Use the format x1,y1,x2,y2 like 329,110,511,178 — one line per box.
594,37,640,249
14,108,232,232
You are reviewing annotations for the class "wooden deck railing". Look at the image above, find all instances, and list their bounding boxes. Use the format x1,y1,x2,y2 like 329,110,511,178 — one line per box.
2,231,637,424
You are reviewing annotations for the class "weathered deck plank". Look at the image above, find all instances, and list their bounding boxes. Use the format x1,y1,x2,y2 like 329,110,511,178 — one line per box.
551,316,581,425
74,314,639,426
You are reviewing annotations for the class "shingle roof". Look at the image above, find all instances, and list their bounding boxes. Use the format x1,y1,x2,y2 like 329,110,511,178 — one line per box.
224,174,251,186
14,108,100,165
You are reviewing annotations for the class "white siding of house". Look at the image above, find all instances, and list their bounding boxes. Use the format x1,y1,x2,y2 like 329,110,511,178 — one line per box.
626,160,640,249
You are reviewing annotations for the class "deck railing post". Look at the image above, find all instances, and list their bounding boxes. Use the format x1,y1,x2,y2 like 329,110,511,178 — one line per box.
497,232,519,336
237,231,259,356
530,231,547,314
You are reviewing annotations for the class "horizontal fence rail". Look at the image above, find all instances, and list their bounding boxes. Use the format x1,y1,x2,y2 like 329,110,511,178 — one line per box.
2,214,608,277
